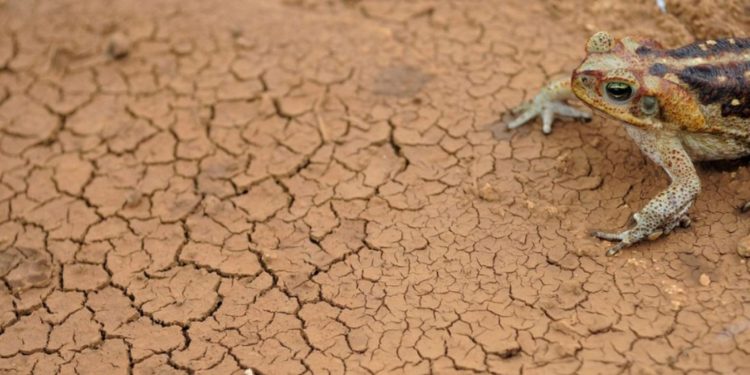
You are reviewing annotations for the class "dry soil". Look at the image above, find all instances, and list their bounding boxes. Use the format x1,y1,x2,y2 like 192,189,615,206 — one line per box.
0,0,749,374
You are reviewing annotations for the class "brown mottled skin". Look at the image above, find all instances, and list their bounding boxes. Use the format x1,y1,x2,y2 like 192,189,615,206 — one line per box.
507,32,750,256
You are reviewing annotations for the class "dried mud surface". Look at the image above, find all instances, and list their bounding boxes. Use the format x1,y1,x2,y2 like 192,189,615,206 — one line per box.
0,0,749,374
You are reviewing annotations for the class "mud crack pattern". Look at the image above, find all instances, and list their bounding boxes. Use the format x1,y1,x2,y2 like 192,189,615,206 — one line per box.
0,0,749,374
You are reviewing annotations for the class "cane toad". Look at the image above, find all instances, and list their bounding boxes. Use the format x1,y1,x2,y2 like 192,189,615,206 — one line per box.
507,31,750,256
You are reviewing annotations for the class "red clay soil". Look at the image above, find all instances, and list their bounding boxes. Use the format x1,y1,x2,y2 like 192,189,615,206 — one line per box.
0,0,749,374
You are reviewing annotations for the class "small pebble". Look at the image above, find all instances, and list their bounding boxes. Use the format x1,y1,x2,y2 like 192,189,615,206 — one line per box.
699,273,711,287
737,235,750,258
479,182,500,201
107,32,131,59
124,191,142,207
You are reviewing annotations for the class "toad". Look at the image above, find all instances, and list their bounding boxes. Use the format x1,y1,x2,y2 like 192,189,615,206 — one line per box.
507,31,750,256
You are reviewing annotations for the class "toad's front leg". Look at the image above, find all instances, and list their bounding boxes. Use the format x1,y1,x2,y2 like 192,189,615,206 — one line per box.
506,78,592,134
593,127,700,256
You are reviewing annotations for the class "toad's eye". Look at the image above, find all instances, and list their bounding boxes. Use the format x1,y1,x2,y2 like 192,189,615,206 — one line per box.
604,82,633,101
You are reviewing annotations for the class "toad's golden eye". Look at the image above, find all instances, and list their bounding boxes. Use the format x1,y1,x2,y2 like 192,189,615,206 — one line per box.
605,82,633,102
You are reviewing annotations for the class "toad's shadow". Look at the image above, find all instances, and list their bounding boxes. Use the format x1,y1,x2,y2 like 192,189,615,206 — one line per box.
698,154,750,172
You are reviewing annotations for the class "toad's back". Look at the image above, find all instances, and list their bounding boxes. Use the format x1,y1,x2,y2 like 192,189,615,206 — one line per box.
639,38,750,129
632,38,750,159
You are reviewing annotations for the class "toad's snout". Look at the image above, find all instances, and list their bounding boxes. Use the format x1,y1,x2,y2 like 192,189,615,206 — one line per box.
571,72,597,101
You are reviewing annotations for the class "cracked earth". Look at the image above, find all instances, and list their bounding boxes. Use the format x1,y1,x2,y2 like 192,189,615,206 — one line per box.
0,0,749,374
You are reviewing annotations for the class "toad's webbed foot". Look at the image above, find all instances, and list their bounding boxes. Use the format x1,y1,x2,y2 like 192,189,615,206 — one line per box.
593,214,692,256
505,78,591,134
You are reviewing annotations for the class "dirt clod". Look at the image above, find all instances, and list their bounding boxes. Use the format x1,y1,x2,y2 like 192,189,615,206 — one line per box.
699,273,711,286
107,32,130,59
737,235,750,258
478,182,502,201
